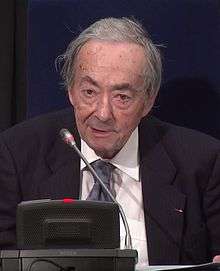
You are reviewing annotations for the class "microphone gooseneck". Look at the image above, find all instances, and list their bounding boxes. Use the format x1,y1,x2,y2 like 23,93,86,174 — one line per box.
59,128,133,249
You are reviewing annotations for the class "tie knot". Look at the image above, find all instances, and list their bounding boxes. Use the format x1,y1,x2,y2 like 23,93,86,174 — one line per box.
91,159,111,169
91,159,113,185
87,159,114,202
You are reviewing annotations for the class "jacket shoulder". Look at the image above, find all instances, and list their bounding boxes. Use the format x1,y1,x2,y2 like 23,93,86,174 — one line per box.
160,119,220,151
0,107,74,154
141,116,220,167
1,108,73,139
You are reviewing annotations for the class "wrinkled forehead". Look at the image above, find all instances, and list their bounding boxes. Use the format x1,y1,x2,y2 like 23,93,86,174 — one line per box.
74,40,147,75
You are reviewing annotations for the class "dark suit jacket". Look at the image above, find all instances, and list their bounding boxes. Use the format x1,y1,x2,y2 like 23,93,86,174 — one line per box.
0,107,220,265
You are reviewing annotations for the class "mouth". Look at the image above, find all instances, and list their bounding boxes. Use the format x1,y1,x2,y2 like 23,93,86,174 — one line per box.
90,127,114,137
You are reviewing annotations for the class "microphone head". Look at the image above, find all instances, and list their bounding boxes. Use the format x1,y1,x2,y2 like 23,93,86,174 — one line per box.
60,128,75,147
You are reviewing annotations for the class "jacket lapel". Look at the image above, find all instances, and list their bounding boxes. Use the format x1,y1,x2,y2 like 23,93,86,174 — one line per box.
41,118,81,200
139,117,186,264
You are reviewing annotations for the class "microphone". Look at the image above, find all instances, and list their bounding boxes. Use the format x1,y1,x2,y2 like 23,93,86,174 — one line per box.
60,128,133,250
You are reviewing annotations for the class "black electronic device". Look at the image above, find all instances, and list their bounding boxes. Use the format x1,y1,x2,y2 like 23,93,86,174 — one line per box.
6,199,138,271
0,249,137,271
16,199,120,249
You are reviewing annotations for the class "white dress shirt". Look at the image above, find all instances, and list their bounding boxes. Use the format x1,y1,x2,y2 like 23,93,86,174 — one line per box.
80,128,149,269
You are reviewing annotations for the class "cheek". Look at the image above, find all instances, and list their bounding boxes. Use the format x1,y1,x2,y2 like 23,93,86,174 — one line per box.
69,93,93,120
74,104,90,123
115,113,140,135
117,104,146,129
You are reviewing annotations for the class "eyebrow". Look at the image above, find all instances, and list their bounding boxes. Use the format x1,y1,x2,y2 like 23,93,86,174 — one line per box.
79,76,136,92
111,83,134,91
79,76,99,87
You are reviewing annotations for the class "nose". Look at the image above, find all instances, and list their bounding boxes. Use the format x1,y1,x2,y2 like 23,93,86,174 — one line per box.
95,93,113,122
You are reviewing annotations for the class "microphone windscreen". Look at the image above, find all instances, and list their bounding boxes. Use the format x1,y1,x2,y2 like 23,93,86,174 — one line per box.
60,128,75,146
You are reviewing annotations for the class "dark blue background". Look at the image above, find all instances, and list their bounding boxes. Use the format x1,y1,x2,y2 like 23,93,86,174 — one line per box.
27,0,220,139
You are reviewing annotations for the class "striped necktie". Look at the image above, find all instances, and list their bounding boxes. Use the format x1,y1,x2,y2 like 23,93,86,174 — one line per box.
86,159,113,202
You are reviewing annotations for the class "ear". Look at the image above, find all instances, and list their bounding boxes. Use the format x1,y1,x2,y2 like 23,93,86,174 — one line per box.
68,88,74,106
141,94,157,118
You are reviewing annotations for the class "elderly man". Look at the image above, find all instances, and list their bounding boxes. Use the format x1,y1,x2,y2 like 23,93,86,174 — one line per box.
0,17,220,267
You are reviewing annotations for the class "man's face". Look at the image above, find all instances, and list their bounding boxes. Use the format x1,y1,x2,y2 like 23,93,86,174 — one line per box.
68,40,155,159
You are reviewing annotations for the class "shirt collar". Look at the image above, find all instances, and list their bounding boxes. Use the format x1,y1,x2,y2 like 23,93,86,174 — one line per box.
80,127,139,181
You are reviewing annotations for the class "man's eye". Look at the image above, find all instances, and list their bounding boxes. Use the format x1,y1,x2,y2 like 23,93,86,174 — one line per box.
83,89,95,96
118,94,131,102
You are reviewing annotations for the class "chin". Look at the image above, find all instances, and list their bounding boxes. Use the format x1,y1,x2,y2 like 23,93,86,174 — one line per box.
86,137,122,158
91,144,116,159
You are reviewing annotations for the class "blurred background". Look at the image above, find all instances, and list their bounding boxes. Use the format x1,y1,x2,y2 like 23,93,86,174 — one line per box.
1,0,220,139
